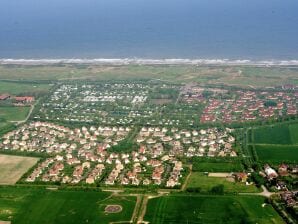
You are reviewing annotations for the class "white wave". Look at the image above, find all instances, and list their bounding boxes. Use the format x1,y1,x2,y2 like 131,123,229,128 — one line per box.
0,58,298,66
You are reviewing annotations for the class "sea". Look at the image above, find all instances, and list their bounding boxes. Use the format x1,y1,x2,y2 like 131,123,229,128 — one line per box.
0,0,298,63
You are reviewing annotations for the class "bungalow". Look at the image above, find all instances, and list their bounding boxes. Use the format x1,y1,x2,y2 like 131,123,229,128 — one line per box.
234,173,248,183
166,178,178,187
264,165,278,180
143,178,151,185
0,94,10,100
86,176,95,184
15,96,35,103
278,164,288,176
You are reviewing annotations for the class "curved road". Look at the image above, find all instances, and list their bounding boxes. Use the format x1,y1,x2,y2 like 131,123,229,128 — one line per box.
240,185,275,198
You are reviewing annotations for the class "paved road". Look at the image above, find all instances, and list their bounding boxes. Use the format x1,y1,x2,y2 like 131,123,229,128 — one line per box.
240,185,274,198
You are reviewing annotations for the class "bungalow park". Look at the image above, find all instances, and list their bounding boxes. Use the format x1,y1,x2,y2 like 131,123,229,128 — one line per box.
0,121,236,187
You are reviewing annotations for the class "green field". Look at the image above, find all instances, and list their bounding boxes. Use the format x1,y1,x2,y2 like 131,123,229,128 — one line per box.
186,172,260,193
192,161,243,172
0,121,10,129
144,195,284,224
0,187,136,224
0,106,30,121
251,123,298,145
0,81,51,95
249,123,298,163
255,145,298,163
289,123,298,144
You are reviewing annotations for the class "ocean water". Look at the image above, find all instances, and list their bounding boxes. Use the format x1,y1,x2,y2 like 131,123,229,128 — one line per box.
0,0,297,60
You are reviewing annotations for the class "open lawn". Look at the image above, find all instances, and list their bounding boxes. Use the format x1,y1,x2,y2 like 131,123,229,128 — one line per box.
0,187,136,224
0,107,30,121
0,81,51,95
192,161,243,172
186,172,260,193
0,155,39,185
255,145,298,164
144,195,284,224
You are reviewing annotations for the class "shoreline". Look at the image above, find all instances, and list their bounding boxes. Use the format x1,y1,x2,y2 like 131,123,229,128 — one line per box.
1,58,298,66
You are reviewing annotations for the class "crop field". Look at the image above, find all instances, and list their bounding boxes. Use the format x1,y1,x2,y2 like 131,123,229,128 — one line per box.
144,195,284,224
289,123,298,144
0,155,39,185
255,145,298,163
0,187,136,224
192,161,243,172
249,123,298,163
0,64,297,87
0,107,30,122
251,123,298,145
0,81,51,95
186,172,260,193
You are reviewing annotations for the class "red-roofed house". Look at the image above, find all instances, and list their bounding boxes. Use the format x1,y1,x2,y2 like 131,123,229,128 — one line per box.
15,96,35,103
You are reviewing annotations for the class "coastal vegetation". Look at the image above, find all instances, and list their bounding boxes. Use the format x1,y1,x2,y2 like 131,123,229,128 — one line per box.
0,64,297,87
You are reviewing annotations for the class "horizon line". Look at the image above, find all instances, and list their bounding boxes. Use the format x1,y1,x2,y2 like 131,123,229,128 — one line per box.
1,58,298,66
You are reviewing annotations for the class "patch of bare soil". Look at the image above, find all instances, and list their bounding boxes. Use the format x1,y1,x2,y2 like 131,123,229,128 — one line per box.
105,205,123,213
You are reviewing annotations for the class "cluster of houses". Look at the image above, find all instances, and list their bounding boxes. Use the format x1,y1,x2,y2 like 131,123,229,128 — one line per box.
181,86,297,123
260,164,298,181
0,121,237,187
0,94,34,105
281,191,297,207
0,122,180,187
136,127,237,157
201,91,297,123
35,82,298,127
259,164,298,207
0,122,131,153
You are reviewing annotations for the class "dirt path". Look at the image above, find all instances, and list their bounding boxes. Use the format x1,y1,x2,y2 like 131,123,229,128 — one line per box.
137,196,148,224
130,195,142,224
181,165,192,191
137,193,168,224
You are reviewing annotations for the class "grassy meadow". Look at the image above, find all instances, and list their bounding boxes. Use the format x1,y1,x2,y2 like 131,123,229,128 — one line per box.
0,81,51,95
192,161,243,172
144,195,284,224
0,187,136,224
0,106,30,121
186,172,260,193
